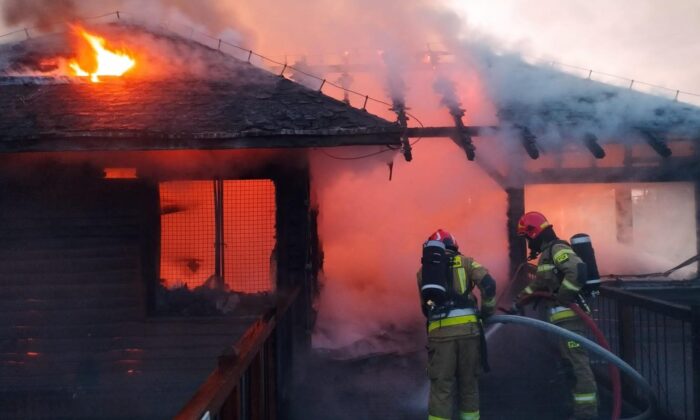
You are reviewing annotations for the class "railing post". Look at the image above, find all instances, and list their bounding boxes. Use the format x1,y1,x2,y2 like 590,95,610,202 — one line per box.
618,302,637,395
691,305,700,420
267,336,277,420
254,347,267,419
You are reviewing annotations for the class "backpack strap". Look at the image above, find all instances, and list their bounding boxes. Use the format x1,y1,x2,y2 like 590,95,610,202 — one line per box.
450,254,473,307
544,239,570,260
544,240,573,284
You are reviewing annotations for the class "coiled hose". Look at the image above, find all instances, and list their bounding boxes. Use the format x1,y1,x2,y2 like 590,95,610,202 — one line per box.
485,314,655,420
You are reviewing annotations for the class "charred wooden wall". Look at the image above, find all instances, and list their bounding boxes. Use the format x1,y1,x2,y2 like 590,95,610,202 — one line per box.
271,161,319,415
0,152,320,419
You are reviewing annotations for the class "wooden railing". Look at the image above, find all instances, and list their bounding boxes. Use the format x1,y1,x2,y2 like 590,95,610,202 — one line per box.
175,287,300,420
592,284,700,420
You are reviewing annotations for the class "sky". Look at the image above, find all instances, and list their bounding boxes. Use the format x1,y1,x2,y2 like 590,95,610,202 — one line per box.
449,0,700,98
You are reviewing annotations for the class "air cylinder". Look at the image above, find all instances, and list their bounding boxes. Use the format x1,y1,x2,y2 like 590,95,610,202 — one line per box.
570,233,601,294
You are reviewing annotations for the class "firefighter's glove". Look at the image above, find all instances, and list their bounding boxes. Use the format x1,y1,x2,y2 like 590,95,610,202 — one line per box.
503,300,523,315
480,307,494,320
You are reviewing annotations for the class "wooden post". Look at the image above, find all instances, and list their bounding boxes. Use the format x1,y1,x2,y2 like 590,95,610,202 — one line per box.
615,186,633,244
506,188,527,285
696,182,700,268
140,180,161,316
691,305,700,420
214,179,224,285
272,162,314,415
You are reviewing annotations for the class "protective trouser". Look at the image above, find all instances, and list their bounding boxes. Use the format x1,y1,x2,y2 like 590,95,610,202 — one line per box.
427,336,480,420
555,316,598,419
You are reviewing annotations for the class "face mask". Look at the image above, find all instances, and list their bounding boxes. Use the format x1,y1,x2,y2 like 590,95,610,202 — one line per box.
526,237,541,260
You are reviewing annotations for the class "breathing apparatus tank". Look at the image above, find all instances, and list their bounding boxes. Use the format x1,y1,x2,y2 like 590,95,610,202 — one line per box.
420,240,451,313
570,233,601,296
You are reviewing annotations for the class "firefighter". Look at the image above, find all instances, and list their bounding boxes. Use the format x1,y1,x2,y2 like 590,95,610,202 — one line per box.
514,212,598,420
417,229,497,420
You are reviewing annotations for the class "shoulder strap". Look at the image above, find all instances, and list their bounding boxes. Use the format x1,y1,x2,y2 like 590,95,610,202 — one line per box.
545,239,570,257
451,254,473,295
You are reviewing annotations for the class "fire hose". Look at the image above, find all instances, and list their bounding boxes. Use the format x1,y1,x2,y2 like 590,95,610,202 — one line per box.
486,289,655,420
490,263,653,419
485,314,655,420
520,292,623,420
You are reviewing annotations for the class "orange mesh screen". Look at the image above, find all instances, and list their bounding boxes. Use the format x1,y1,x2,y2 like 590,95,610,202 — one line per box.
223,180,276,293
160,181,216,288
159,179,276,292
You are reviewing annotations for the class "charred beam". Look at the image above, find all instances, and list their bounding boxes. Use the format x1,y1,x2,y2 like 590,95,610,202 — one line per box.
523,158,700,184
0,132,403,153
519,126,540,159
448,107,475,161
404,126,496,137
640,130,672,158
391,101,413,162
506,188,527,283
402,125,507,187
583,133,606,159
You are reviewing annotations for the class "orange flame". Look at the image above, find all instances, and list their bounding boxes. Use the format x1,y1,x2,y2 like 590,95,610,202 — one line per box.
69,27,135,83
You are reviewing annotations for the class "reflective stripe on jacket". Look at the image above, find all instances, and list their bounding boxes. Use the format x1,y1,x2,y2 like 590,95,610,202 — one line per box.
428,308,478,333
548,305,577,323
417,253,495,338
518,240,585,309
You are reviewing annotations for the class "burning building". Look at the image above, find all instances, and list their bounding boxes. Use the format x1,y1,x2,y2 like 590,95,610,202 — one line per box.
0,10,699,420
0,21,407,419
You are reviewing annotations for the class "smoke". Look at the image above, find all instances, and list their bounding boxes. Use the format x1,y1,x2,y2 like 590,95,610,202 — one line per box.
462,43,700,142
310,140,508,357
433,76,461,111
2,0,77,30
526,183,698,279
1,0,247,36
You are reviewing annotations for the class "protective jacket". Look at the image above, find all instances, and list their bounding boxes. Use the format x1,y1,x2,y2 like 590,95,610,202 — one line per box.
517,239,598,419
417,252,496,339
517,239,586,324
418,251,495,420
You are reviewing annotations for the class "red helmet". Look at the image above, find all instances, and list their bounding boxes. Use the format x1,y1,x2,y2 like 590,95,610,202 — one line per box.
517,212,552,239
428,229,459,251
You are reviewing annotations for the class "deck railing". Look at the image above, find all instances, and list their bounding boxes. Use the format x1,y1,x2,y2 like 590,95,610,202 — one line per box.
174,286,301,420
591,284,700,420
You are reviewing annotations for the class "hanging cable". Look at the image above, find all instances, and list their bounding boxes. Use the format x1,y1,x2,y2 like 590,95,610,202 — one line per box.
315,110,424,160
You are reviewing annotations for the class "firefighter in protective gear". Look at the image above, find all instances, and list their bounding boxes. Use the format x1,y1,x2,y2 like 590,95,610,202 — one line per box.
515,212,598,419
417,229,497,420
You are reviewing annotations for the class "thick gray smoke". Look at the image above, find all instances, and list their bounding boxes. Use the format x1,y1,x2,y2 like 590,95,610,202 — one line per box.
1,0,248,38
462,43,700,144
2,0,76,30
433,76,461,111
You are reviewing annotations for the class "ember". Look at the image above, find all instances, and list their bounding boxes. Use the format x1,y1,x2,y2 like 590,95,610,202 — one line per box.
68,27,135,83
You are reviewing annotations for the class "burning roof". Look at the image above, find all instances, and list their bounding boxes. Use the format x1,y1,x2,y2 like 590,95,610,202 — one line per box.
0,24,401,153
